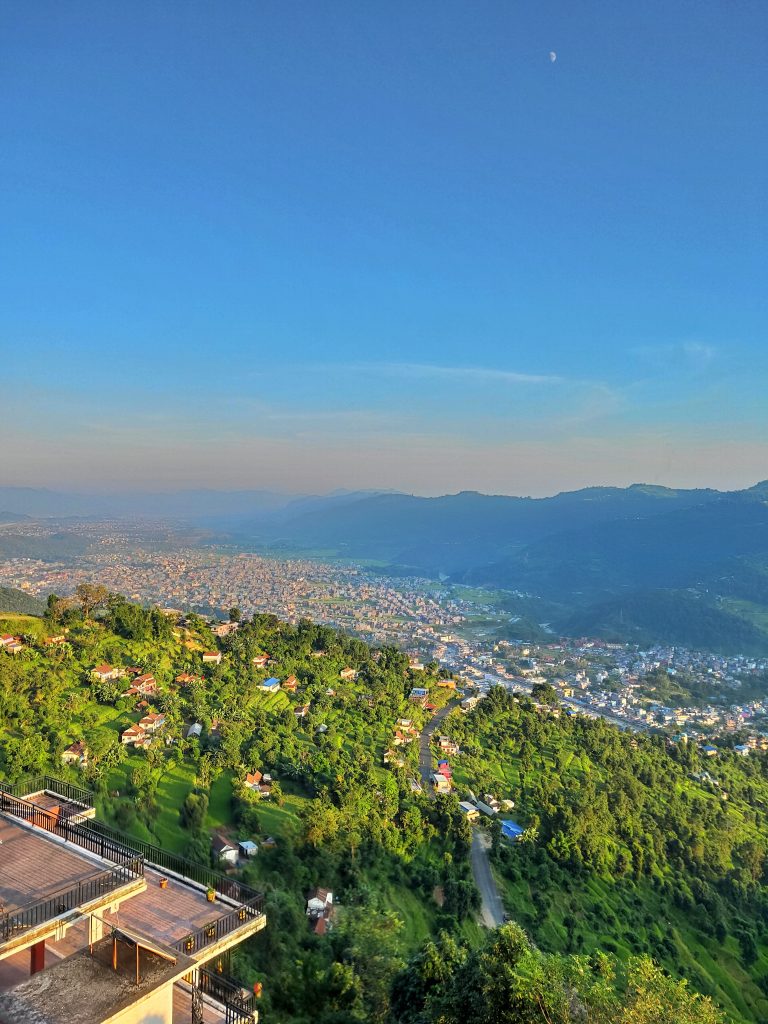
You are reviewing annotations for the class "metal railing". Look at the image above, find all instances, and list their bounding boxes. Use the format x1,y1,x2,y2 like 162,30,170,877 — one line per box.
174,897,264,959
0,778,264,958
56,809,266,954
1,862,142,943
80,817,260,905
196,966,258,1023
2,775,94,809
0,791,144,871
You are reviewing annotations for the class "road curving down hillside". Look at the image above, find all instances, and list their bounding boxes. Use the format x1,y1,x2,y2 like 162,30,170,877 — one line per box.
417,700,506,928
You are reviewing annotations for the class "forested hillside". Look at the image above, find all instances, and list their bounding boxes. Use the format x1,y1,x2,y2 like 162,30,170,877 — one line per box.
1,594,766,1021
0,594,477,1022
446,688,768,1023
0,585,45,616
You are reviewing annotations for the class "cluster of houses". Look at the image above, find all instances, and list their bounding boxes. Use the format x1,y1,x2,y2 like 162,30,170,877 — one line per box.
686,733,768,760
121,711,167,748
243,770,274,798
485,639,768,742
212,833,260,865
428,736,461,792
431,758,453,794
1,632,71,657
92,664,162,700
88,664,170,749
459,793,514,821
0,633,25,655
255,673,310,720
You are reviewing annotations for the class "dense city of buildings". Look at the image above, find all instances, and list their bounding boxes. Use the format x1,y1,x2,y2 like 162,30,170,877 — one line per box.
2,518,768,749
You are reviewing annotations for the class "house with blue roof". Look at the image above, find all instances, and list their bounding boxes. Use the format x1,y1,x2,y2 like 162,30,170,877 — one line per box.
501,820,524,842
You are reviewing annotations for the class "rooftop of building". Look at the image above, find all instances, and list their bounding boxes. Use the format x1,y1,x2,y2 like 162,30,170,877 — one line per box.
0,933,194,1024
0,816,115,914
0,777,264,1022
1,780,265,961
103,866,234,948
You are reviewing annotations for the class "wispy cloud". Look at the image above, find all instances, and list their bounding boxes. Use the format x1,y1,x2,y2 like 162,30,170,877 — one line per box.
365,362,565,386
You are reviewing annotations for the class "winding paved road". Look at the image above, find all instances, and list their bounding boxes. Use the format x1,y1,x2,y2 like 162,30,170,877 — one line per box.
417,700,506,929
470,831,506,927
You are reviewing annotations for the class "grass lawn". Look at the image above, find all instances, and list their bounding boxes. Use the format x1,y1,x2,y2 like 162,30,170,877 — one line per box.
256,795,306,841
206,772,234,832
375,875,436,948
151,760,198,851
0,613,44,634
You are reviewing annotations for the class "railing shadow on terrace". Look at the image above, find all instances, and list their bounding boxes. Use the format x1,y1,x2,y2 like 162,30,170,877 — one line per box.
196,965,258,1023
0,862,143,944
173,896,264,960
3,775,94,810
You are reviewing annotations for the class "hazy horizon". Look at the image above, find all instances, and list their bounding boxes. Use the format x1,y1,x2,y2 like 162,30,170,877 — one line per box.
1,3,765,497
1,473,766,506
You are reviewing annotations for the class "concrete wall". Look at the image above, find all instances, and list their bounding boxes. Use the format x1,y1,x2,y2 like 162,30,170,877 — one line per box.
106,983,173,1024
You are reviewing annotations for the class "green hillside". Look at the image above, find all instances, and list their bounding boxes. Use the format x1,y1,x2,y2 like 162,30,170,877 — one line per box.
1,594,766,1021
445,687,768,1024
0,585,45,616
563,589,768,655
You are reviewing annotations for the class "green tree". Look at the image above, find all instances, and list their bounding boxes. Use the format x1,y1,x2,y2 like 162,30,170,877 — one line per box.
180,790,209,831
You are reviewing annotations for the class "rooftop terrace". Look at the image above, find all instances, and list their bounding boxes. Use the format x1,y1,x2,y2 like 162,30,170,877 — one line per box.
0,779,263,1022
103,866,243,951
0,816,103,913
0,810,144,956
0,934,194,1024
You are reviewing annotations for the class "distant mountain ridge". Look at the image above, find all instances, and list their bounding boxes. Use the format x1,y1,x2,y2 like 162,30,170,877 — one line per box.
0,510,31,525
0,485,395,523
0,486,300,519
236,480,768,654
242,482,728,571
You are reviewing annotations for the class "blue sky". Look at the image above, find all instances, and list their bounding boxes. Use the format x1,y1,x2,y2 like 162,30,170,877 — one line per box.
1,1,765,495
